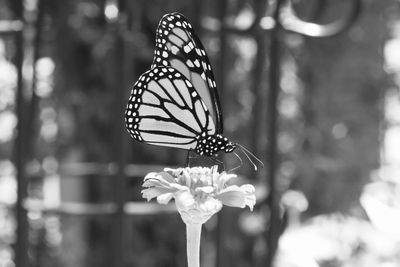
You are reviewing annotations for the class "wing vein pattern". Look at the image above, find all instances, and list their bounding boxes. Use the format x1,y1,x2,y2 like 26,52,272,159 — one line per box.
125,66,216,150
151,12,223,133
125,13,237,156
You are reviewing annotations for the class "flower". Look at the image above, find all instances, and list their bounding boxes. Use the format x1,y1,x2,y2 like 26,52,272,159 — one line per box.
142,166,256,224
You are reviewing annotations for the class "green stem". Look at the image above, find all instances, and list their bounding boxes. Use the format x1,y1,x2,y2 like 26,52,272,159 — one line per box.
186,223,202,267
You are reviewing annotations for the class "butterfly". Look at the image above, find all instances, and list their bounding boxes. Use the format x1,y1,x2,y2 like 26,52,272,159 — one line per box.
125,12,238,158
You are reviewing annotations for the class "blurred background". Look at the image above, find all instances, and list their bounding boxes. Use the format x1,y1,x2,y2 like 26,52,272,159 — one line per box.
1,0,400,266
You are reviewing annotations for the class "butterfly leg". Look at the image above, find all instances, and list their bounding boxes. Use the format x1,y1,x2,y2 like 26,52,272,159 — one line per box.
186,150,200,167
185,150,191,167
211,156,225,172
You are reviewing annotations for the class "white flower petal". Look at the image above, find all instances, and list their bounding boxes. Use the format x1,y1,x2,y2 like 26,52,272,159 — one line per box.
198,197,222,214
141,187,175,201
142,179,164,188
142,166,256,225
239,184,256,194
217,172,237,189
157,193,174,204
195,186,214,194
182,169,192,187
178,198,222,224
175,190,196,211
170,183,189,191
216,184,256,210
144,171,176,186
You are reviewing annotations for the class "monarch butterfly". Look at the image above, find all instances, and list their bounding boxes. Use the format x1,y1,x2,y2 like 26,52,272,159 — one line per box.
125,12,261,168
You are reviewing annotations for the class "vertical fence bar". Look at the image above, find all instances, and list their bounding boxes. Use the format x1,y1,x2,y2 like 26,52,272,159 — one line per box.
14,0,29,266
250,32,267,155
26,0,43,160
250,0,268,156
112,36,125,267
111,1,129,266
265,0,283,266
112,39,125,267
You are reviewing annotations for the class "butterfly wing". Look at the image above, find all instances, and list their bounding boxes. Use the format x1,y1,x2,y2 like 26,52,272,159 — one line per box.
125,66,216,149
151,12,223,134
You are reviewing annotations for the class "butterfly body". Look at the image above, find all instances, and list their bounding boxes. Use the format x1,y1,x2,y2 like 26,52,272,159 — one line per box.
125,12,236,158
194,133,236,156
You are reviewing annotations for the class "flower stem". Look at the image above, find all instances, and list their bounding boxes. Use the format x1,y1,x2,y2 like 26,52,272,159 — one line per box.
186,223,202,267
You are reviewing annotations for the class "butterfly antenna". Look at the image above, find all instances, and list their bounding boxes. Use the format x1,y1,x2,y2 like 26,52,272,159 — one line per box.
236,144,264,171
228,151,243,172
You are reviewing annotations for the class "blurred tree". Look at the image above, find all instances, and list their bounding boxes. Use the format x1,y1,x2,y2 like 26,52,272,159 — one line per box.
293,0,391,215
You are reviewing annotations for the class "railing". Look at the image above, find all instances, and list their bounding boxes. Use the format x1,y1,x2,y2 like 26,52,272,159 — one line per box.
3,0,361,267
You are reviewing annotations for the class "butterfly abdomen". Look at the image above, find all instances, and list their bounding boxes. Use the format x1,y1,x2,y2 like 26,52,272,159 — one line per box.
194,133,236,156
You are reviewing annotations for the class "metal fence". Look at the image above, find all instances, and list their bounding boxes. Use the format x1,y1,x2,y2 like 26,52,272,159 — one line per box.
2,0,361,266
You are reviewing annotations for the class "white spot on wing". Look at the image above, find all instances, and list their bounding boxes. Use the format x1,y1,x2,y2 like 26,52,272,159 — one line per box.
186,60,194,67
184,45,191,53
